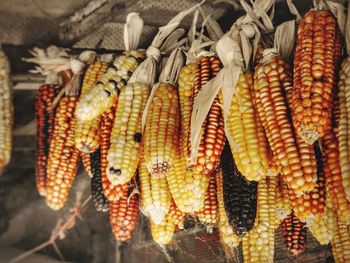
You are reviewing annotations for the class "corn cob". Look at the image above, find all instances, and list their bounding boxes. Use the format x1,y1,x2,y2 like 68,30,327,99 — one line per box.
281,212,306,256
150,200,185,245
90,148,109,212
74,61,108,153
292,9,342,144
75,50,145,122
216,169,241,247
308,196,336,245
144,83,180,178
338,57,350,201
45,94,80,210
220,71,269,182
139,157,171,224
196,170,218,227
322,130,350,223
0,50,13,173
178,63,197,164
331,218,350,262
254,55,317,195
81,152,92,177
109,185,140,241
275,175,292,222
220,143,257,237
35,84,59,196
100,99,128,202
192,56,225,175
166,153,209,213
107,82,150,184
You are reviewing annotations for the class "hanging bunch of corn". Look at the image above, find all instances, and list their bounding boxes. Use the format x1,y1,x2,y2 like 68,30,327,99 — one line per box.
35,84,60,196
74,56,109,153
150,199,185,245
338,0,350,202
107,26,188,186
139,156,171,224
220,142,257,237
0,49,13,174
109,183,140,241
281,212,306,256
100,98,128,202
90,148,109,212
308,196,336,245
216,169,241,248
75,13,145,123
292,5,343,144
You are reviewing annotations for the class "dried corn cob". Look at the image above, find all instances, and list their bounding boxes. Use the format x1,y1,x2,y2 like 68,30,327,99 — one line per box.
0,50,13,173
35,84,59,196
144,83,180,178
338,57,350,201
178,63,197,163
220,71,269,182
254,55,317,195
75,50,145,122
220,143,257,237
331,218,350,263
74,61,108,153
81,152,92,177
293,9,342,144
109,186,140,241
150,200,185,245
275,175,292,222
45,94,80,210
192,56,225,175
322,130,350,223
139,157,171,224
107,82,149,184
166,153,209,213
91,148,109,212
196,170,218,227
281,212,306,256
217,169,241,247
308,196,336,245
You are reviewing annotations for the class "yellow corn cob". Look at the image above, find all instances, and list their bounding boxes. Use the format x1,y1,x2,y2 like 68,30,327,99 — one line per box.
144,83,180,178
196,171,218,227
331,217,350,262
309,196,336,245
276,175,291,223
293,9,343,144
166,153,209,213
221,71,269,181
0,50,13,173
139,157,171,224
75,50,145,122
338,57,350,201
217,169,241,248
74,61,108,153
254,55,317,195
178,63,197,164
150,200,185,245
107,82,149,184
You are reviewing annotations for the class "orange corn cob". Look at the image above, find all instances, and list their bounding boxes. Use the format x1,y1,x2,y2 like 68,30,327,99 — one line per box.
35,84,59,196
196,170,218,227
216,169,241,247
331,217,350,262
100,99,128,202
81,152,92,177
281,212,306,256
144,83,180,178
293,9,342,144
45,94,80,210
74,61,108,153
254,55,317,195
192,56,225,175
109,185,140,241
322,130,350,223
